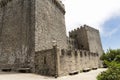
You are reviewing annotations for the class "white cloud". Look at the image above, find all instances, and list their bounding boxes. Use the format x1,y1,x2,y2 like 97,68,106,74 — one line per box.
61,0,120,34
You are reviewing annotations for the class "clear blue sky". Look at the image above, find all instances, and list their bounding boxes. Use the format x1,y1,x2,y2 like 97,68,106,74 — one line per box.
101,16,120,51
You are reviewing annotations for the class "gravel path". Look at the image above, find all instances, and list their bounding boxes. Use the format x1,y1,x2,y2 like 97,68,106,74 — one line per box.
0,68,107,80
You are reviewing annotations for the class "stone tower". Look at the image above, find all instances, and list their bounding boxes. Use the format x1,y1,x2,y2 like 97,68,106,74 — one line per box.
69,25,103,56
0,0,67,72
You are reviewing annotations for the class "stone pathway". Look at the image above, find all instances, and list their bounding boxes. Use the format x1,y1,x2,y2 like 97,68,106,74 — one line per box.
0,68,107,80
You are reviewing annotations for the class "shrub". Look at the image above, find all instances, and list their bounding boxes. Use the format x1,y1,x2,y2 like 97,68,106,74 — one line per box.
114,55,120,62
97,62,120,80
97,49,120,80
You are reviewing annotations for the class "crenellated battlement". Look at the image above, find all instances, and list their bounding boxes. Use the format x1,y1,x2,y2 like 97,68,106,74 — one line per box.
84,24,99,33
58,48,99,75
0,0,65,14
69,24,99,38
60,48,99,57
69,24,98,34
69,26,83,35
52,0,65,14
35,46,99,76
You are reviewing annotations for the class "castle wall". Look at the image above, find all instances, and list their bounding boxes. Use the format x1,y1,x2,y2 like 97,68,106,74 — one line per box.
58,49,99,76
34,46,99,77
85,26,103,67
69,27,89,50
0,0,35,71
67,37,75,49
0,0,102,77
69,25,103,57
85,26,103,56
35,0,67,51
35,48,56,76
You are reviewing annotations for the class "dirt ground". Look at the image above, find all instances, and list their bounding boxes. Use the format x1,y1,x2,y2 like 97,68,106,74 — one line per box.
0,68,107,80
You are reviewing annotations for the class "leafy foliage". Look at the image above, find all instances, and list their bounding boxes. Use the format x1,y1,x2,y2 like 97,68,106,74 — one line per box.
100,49,120,67
97,49,120,80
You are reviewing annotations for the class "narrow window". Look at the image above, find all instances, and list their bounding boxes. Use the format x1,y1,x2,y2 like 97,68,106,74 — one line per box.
80,51,83,57
84,52,86,56
75,51,78,56
61,49,65,56
44,57,46,64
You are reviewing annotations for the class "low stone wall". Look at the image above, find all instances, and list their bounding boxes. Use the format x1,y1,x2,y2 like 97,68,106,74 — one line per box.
58,49,99,76
32,46,99,77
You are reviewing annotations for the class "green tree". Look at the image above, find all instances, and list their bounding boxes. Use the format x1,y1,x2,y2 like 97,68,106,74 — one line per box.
97,49,120,80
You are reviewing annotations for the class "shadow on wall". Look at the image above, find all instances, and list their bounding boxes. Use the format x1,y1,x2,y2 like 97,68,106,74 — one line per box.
35,46,100,77
59,49,99,76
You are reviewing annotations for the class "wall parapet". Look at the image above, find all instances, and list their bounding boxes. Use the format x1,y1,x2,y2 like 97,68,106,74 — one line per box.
0,0,65,15
26,45,100,76
60,49,99,58
58,48,99,76
69,24,99,35
52,0,65,14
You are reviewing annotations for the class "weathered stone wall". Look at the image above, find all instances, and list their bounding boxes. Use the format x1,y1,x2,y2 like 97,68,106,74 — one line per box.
69,25,103,56
67,37,75,49
0,0,67,73
0,0,35,71
35,48,56,76
58,49,99,76
85,25,103,56
0,0,102,77
69,27,89,50
84,25,103,67
35,0,67,51
34,47,99,77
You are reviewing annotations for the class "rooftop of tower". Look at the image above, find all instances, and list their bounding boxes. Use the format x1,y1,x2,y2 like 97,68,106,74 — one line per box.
54,0,65,14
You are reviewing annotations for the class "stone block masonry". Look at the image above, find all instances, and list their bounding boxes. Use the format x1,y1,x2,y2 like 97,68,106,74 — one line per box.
0,0,67,74
59,49,99,76
69,25,103,58
0,0,35,71
35,0,67,51
35,46,99,77
0,0,12,8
